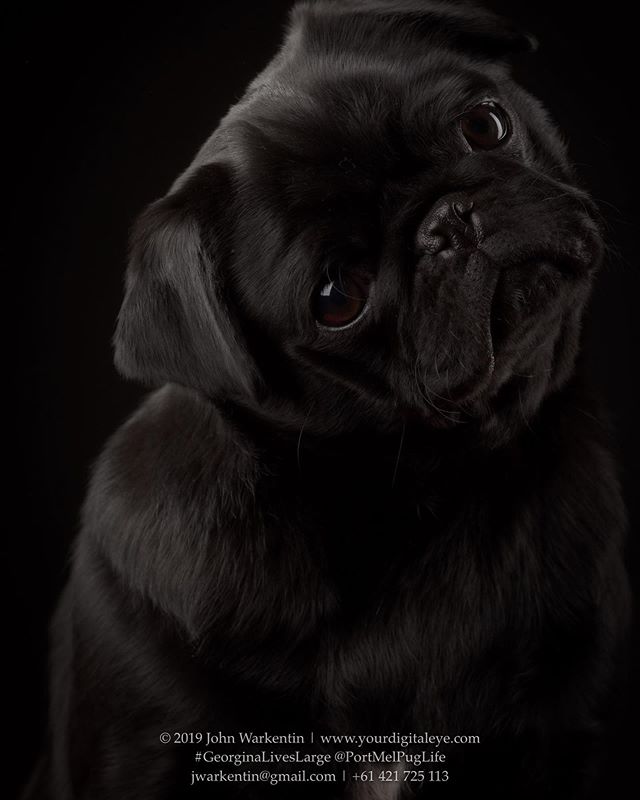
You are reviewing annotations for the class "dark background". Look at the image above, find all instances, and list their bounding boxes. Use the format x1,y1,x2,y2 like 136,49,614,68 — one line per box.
7,1,638,796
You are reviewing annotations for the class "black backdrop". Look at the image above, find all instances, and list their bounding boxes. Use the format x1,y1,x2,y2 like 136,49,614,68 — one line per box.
7,1,638,796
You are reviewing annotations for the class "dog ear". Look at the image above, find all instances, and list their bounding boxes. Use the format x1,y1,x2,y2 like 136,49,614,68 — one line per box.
295,1,537,61
114,164,259,401
440,3,538,59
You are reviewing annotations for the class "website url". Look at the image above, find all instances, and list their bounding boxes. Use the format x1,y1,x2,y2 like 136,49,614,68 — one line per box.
319,732,480,748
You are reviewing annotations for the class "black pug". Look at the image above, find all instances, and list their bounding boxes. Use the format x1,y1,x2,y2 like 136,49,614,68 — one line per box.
27,1,630,799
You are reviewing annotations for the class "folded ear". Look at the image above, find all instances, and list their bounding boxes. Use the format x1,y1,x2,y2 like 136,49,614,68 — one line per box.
114,164,259,400
443,5,538,59
295,0,537,61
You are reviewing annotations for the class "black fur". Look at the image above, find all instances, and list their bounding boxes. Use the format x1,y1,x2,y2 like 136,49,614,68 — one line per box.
26,1,630,798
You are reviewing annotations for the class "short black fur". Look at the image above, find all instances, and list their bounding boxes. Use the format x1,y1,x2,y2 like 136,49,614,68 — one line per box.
25,2,630,798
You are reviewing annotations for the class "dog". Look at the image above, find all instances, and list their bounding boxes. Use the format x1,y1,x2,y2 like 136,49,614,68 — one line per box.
26,1,630,798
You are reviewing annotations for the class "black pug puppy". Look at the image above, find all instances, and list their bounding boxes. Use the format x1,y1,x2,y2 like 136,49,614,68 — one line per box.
28,1,630,799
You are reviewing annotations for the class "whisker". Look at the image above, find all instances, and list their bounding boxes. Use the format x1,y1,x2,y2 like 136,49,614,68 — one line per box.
391,421,406,488
296,402,315,472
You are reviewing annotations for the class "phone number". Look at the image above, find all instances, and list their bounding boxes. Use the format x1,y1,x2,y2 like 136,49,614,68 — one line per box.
353,770,449,783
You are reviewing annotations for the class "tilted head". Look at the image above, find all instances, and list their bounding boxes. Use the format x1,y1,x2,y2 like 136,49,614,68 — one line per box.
115,0,602,444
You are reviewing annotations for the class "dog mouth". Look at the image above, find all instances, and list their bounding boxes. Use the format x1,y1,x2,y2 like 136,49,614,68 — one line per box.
429,256,571,409
416,250,500,409
488,258,571,353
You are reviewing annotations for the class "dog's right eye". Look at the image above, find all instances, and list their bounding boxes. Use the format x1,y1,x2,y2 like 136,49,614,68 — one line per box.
315,269,371,328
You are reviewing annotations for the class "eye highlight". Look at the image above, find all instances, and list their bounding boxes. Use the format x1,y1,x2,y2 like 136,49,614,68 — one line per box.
459,103,510,150
314,268,371,328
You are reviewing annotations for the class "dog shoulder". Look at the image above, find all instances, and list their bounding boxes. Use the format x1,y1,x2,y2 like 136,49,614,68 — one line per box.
77,384,259,635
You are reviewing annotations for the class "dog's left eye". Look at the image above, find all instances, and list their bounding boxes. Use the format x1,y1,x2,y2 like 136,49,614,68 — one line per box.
459,103,510,150
315,270,371,328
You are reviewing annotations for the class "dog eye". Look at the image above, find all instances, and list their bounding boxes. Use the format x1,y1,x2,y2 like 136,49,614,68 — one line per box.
315,270,370,328
459,103,510,150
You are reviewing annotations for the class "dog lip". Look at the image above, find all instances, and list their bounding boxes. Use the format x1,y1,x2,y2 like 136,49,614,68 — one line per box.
434,252,499,407
444,328,496,406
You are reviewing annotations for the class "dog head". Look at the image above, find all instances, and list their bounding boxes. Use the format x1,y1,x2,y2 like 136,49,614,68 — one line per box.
115,0,602,443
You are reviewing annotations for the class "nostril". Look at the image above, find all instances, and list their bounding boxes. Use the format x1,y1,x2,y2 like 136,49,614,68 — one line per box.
416,195,480,256
424,228,449,255
452,198,474,221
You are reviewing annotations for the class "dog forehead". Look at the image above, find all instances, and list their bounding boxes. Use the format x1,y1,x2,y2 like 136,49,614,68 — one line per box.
243,0,510,100
220,60,503,190
181,1,529,188
217,3,513,161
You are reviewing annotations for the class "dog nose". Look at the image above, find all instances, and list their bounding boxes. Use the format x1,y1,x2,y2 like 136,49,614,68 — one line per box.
416,195,480,256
